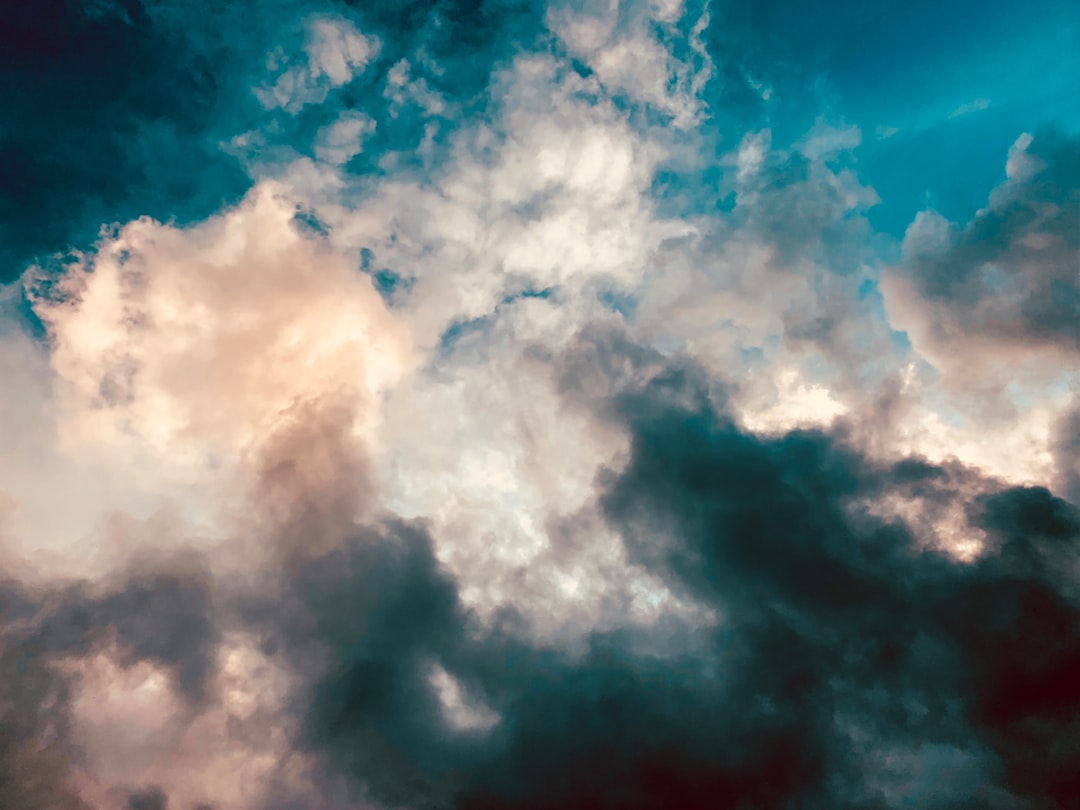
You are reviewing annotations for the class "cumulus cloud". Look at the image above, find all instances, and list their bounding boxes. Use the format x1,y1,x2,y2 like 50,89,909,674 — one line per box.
876,130,1080,485
883,130,1080,384
27,181,411,500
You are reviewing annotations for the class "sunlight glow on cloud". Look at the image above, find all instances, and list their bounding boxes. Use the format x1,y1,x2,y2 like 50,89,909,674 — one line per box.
29,182,411,482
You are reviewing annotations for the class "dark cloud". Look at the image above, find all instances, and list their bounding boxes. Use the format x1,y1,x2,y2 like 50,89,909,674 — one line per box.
0,581,90,810
225,340,1076,810
0,560,219,808
127,785,168,810
91,566,220,700
242,519,481,809
3,325,1079,808
2,295,1077,810
596,365,1080,808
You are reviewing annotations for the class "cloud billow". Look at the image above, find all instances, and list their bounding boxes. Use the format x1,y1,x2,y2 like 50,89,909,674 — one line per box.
237,354,1080,809
884,130,1080,382
2,0,1080,807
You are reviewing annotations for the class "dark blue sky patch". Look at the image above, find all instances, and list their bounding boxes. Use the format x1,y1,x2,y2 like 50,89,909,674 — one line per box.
353,247,413,303
0,0,253,282
596,288,637,321
1,0,543,283
372,267,410,301
293,204,331,237
439,315,493,351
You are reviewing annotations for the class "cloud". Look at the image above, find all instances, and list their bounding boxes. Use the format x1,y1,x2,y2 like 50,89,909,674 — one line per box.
15,313,1080,807
3,0,1080,807
256,15,379,114
26,181,412,510
314,112,376,166
127,787,169,810
547,0,713,128
240,349,1080,809
0,557,219,810
949,98,992,119
882,130,1080,386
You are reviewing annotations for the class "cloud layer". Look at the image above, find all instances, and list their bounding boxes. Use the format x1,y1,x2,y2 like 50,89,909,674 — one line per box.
2,1,1079,808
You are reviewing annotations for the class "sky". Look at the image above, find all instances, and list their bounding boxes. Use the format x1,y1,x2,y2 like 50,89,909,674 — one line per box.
1,1,1080,808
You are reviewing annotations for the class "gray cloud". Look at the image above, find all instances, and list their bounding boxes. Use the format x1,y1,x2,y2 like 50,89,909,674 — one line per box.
0,581,90,810
0,559,219,809
213,333,1080,810
127,786,169,810
884,130,1080,382
4,308,1080,808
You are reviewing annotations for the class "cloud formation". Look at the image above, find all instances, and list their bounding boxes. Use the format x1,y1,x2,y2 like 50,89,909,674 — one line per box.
2,0,1080,808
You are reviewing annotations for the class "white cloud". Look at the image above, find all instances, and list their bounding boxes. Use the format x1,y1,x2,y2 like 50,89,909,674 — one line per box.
798,121,862,161
735,129,769,180
547,0,713,128
314,110,376,165
256,15,378,113
948,97,991,119
384,59,450,118
21,181,414,575
1004,131,1040,180
738,368,849,435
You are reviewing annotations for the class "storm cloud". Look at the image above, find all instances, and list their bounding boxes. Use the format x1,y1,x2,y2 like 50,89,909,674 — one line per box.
255,356,1080,810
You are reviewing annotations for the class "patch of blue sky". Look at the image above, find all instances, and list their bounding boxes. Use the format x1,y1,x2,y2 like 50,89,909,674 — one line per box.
0,0,257,281
597,288,639,321
855,277,913,352
696,0,1079,239
436,288,554,350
